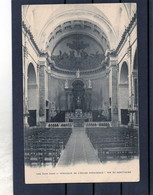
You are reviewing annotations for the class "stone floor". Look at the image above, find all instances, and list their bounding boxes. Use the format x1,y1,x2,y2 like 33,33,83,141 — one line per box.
57,127,100,166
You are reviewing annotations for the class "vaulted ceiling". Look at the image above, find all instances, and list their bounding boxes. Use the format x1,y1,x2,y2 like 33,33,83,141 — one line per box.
22,4,136,72
22,4,136,52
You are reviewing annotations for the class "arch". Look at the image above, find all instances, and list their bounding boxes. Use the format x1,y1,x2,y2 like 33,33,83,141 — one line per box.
72,79,85,89
70,78,86,88
120,62,128,83
46,20,110,54
23,4,135,51
37,6,117,50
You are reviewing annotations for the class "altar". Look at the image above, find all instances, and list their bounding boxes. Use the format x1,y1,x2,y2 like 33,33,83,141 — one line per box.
65,109,92,127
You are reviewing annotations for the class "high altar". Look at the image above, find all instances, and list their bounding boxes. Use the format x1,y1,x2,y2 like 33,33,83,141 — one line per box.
64,77,92,126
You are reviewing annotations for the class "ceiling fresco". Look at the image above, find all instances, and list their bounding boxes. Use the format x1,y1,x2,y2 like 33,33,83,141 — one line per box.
51,34,105,71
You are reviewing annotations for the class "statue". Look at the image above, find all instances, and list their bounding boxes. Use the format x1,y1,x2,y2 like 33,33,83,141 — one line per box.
76,69,80,78
65,80,68,88
88,79,92,88
59,50,62,57
77,96,81,108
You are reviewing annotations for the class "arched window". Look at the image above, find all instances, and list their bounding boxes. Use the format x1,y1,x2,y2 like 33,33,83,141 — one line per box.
120,62,128,83
133,49,138,70
119,62,129,125
28,63,36,84
27,63,37,126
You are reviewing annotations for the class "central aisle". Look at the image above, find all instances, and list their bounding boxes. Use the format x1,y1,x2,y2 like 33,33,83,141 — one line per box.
57,127,100,166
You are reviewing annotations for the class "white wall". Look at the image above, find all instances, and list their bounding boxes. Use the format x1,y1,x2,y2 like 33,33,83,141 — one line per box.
0,1,13,194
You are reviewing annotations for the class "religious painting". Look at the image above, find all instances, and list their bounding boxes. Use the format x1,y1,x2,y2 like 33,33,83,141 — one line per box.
22,3,139,183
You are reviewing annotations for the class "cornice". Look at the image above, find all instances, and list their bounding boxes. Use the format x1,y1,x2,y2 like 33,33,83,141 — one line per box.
50,66,107,80
22,21,46,58
111,13,137,57
49,62,107,76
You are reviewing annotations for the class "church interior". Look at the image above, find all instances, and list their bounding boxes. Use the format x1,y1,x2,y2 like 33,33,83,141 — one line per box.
22,4,139,167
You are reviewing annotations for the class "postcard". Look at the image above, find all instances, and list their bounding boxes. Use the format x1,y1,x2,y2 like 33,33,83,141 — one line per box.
22,3,139,183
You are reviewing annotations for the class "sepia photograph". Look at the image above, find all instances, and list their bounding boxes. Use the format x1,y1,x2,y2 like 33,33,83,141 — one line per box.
22,3,139,183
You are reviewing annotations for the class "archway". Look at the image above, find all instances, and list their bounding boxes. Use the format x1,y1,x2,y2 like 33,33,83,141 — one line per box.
27,63,37,126
119,61,129,125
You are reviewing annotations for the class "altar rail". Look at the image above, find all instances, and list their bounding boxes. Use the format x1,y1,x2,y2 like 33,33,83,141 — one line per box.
84,122,111,128
46,122,73,128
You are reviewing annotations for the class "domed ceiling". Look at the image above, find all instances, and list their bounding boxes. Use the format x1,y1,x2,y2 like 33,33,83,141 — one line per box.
51,34,105,71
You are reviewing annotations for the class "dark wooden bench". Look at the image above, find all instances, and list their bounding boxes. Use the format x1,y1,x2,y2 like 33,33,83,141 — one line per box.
24,128,72,167
86,127,138,162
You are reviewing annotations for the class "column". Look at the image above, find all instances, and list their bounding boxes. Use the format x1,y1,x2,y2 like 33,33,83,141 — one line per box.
38,57,47,126
68,92,71,111
23,34,29,127
109,55,118,127
105,68,109,120
65,92,68,111
65,89,71,111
